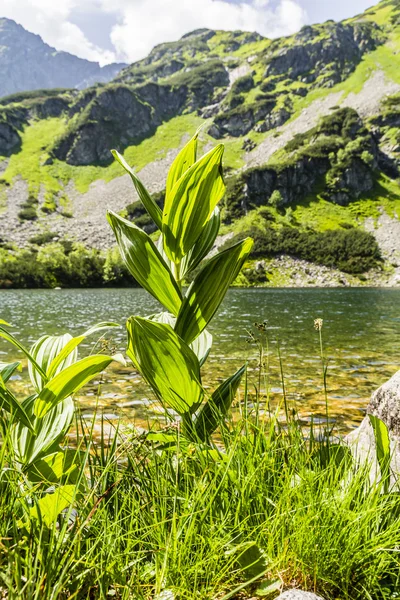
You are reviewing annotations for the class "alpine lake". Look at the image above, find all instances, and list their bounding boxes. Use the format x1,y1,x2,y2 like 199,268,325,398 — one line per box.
1,287,399,437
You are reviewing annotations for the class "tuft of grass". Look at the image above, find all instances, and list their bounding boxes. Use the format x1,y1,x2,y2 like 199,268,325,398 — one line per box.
0,396,399,599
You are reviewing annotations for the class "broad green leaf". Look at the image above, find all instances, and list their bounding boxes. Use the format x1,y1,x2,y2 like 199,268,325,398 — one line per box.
29,484,76,527
256,579,282,596
180,208,220,278
12,396,74,465
27,449,81,484
126,317,203,415
194,364,246,441
149,312,212,367
0,381,34,432
34,354,124,418
190,329,213,367
0,361,21,384
0,324,47,382
175,238,253,345
157,234,175,273
166,128,199,197
107,210,182,316
29,334,74,393
163,144,225,263
230,542,268,579
145,432,191,453
112,149,163,229
369,414,391,492
47,321,119,379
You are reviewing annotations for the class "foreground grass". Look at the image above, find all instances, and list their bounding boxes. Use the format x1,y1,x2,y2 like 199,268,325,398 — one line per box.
0,406,399,600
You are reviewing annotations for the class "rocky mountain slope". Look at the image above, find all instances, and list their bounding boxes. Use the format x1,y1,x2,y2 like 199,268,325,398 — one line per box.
1,0,400,287
0,18,126,98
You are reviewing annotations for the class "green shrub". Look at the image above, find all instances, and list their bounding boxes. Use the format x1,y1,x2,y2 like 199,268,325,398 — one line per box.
0,88,71,106
230,74,254,94
227,93,245,109
18,207,37,220
225,226,381,274
0,243,133,288
29,232,56,246
168,60,227,92
269,190,284,209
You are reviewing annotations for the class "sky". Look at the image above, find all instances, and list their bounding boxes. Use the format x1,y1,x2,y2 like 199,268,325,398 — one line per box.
0,0,376,66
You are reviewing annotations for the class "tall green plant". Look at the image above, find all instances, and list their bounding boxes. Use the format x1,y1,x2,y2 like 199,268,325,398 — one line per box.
109,132,253,441
0,321,123,483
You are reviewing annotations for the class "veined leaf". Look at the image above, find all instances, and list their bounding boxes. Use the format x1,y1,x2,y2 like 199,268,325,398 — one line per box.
126,317,203,415
175,238,253,345
190,329,213,368
0,361,21,384
236,542,268,579
34,354,124,418
27,449,82,484
12,396,74,465
180,208,220,278
47,321,119,379
107,210,182,316
111,150,163,229
163,144,225,263
0,324,47,382
194,364,246,441
28,484,76,528
29,334,75,393
369,414,391,492
166,128,200,197
149,312,212,367
0,381,34,432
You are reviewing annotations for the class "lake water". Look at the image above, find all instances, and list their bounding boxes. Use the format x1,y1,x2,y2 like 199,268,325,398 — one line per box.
0,288,399,433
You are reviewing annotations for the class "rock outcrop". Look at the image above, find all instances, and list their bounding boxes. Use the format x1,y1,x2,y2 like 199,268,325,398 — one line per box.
223,107,385,217
345,371,400,485
51,62,229,165
209,98,276,138
265,22,384,88
275,592,325,600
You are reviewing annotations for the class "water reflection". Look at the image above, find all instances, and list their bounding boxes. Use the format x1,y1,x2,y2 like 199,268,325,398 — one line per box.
0,288,399,433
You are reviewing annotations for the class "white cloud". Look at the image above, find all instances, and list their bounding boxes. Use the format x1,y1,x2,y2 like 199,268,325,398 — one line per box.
0,0,307,65
107,0,307,62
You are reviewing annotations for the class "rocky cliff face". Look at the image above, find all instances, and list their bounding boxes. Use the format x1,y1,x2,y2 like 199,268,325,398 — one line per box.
264,21,383,87
223,107,385,219
0,18,126,98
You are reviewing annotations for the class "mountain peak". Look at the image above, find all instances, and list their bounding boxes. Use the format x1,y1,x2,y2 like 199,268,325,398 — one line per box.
0,18,126,97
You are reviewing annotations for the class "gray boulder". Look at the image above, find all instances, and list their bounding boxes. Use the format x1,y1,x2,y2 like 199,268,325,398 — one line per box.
366,370,400,436
275,591,325,600
345,371,400,485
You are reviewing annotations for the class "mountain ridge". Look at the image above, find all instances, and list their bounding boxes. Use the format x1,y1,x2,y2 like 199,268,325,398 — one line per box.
0,17,126,98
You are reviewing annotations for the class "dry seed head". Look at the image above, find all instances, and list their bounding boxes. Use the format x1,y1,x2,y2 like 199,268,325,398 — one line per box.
314,318,323,331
